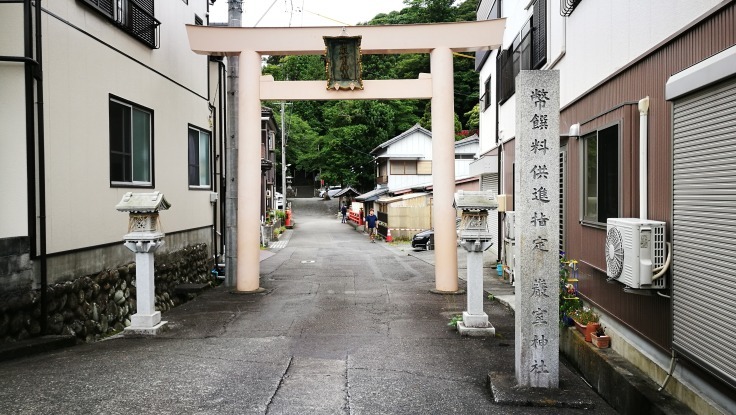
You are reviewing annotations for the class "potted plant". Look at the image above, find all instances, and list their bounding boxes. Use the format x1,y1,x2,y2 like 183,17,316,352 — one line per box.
569,307,600,342
559,252,581,327
591,325,610,349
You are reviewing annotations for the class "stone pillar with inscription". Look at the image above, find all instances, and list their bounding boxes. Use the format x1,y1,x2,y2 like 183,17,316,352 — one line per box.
514,70,560,388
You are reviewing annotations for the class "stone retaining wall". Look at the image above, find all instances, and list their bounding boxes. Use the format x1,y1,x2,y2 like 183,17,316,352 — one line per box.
0,244,215,344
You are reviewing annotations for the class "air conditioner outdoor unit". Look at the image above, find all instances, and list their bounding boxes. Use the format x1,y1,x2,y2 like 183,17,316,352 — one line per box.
504,211,515,240
605,218,666,289
502,212,516,285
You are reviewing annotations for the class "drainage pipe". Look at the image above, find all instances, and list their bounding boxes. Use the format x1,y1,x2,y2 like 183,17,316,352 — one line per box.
659,350,678,392
638,97,650,220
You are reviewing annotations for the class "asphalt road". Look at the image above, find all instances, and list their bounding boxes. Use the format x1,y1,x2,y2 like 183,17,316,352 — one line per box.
0,198,615,414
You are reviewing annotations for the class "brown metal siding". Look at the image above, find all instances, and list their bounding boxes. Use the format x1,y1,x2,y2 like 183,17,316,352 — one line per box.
560,3,736,351
501,139,515,196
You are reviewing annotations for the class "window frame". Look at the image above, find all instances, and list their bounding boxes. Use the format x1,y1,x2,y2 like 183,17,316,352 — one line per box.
188,124,212,190
390,160,418,175
497,0,547,104
580,123,621,227
109,95,154,188
482,75,492,112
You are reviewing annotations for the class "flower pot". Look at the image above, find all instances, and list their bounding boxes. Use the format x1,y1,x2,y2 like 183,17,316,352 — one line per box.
591,333,610,348
574,320,600,342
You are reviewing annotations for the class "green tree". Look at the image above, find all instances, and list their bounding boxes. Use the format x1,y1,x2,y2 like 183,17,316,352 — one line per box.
261,0,481,190
464,103,480,133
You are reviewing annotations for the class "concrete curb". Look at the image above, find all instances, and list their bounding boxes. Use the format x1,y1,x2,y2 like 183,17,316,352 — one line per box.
0,335,77,362
560,325,695,414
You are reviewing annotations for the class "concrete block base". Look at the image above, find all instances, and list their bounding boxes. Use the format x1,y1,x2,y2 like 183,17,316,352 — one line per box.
488,370,594,409
559,326,694,414
462,311,490,327
457,322,495,337
130,311,161,328
124,321,168,336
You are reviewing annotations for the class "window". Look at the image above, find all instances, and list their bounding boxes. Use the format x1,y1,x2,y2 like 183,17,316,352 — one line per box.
482,76,492,111
476,0,502,20
390,160,417,175
188,126,211,188
110,97,153,186
497,0,547,104
77,0,160,48
582,125,619,223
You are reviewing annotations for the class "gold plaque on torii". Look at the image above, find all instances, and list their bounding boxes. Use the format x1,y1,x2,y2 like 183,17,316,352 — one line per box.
324,35,363,91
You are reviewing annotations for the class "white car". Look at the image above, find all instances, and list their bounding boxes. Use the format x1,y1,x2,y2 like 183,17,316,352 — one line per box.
327,186,342,197
274,192,284,209
320,185,341,198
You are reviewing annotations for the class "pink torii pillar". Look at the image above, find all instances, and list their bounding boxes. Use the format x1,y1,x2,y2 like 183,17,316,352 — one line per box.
186,20,505,293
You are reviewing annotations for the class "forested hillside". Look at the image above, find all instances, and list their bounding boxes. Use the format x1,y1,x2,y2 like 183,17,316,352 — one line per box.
263,0,480,191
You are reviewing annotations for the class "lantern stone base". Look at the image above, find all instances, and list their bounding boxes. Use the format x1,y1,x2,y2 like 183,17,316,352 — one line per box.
458,312,495,336
131,311,162,327
124,321,168,336
457,322,495,337
124,311,167,335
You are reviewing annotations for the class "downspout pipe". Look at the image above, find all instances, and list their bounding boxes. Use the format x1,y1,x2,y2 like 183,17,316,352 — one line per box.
219,59,226,263
34,0,48,334
14,0,48,335
638,96,650,220
210,103,217,261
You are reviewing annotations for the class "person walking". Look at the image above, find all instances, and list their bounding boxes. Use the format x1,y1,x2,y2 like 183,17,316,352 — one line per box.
341,204,348,223
365,209,378,243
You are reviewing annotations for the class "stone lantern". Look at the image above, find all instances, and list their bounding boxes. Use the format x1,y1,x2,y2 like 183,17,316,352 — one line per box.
453,190,498,336
115,191,171,335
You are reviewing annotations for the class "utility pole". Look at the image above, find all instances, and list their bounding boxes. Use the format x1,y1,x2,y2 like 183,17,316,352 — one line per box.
225,0,243,287
281,101,287,209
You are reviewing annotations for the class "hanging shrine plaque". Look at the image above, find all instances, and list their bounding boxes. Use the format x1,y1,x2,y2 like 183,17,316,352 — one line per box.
324,36,363,91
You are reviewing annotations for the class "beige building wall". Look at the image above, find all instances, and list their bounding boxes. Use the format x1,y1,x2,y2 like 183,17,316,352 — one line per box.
40,1,216,253
0,3,29,239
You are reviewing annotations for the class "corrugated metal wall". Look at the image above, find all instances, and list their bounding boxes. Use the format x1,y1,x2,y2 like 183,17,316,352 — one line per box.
559,3,736,351
672,78,736,389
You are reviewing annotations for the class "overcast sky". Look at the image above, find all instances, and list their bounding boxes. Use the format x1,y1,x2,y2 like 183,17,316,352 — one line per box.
209,0,408,27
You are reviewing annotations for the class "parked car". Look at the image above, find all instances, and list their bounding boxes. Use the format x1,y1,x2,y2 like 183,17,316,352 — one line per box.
411,218,461,250
274,192,284,209
411,229,434,250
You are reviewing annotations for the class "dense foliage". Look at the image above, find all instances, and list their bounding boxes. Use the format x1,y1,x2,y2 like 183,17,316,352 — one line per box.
263,0,480,191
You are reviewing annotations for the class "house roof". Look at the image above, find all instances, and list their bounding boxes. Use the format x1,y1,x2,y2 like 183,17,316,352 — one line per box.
455,134,478,147
370,123,432,155
355,187,389,202
377,192,429,204
333,187,359,197
424,176,479,191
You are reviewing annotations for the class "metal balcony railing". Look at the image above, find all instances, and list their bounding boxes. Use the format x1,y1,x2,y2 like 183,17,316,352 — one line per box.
78,0,160,49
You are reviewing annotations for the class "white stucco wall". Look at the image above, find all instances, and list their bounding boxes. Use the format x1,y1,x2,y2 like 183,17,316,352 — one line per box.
494,0,722,141
555,0,722,106
477,51,497,155
0,4,29,238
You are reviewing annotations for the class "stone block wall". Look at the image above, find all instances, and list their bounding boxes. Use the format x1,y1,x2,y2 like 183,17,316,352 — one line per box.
0,237,34,295
0,243,215,344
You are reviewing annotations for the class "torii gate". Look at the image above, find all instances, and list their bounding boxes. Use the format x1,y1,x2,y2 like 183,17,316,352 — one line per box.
186,20,505,294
